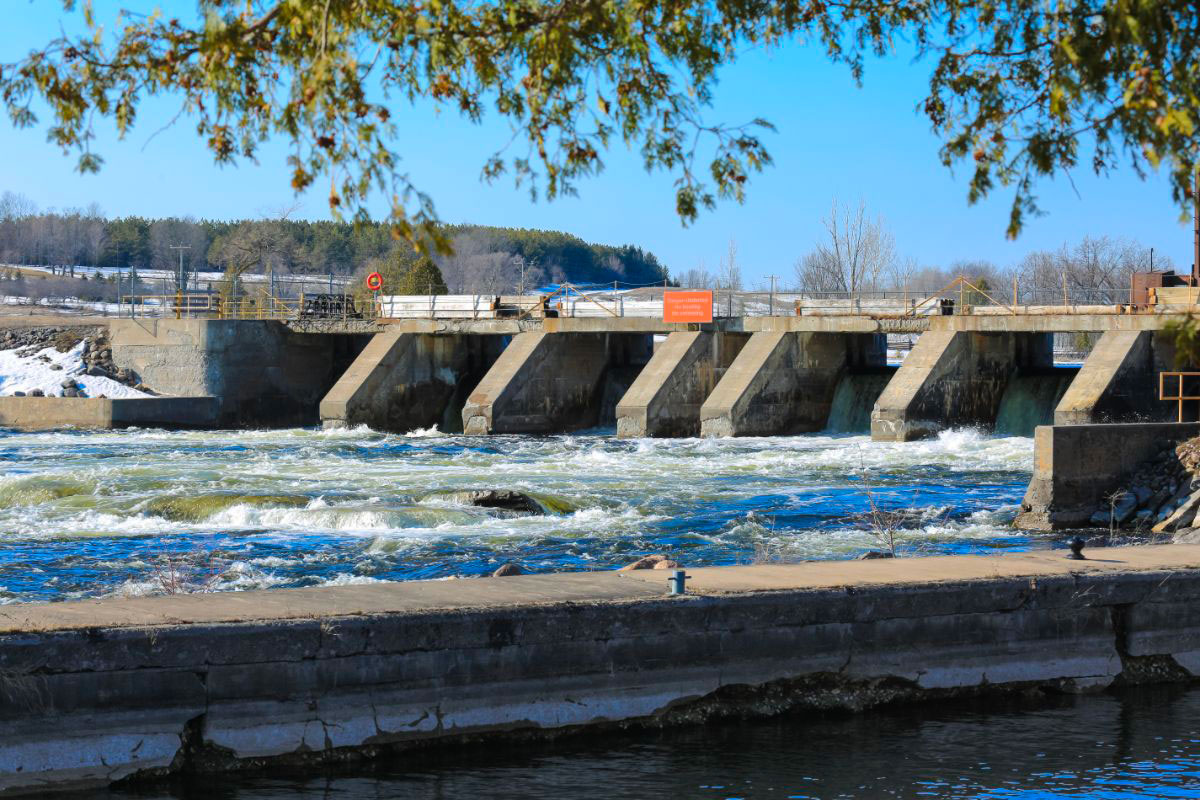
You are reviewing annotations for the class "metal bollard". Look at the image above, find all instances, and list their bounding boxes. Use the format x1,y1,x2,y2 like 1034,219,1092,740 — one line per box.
1066,536,1086,560
667,569,692,596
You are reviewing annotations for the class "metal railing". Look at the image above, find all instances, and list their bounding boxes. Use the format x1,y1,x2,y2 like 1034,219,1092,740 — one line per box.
1160,371,1200,422
115,291,375,321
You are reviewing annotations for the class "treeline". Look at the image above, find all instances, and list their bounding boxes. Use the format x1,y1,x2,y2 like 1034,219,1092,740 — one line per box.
0,191,670,291
786,198,1175,305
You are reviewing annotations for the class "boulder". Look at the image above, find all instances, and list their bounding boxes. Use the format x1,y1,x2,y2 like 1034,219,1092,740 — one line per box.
618,554,671,571
85,365,110,378
456,490,542,515
11,391,24,397
1153,489,1200,533
858,550,896,560
1133,486,1154,505
29,389,44,397
1110,492,1138,525
62,387,78,398
492,563,524,577
1174,528,1200,544
652,559,680,570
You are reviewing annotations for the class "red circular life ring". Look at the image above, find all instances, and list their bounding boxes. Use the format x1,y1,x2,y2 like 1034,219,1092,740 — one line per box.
365,272,383,291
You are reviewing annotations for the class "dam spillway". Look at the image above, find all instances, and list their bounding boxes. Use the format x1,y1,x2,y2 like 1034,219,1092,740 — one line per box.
83,311,1187,439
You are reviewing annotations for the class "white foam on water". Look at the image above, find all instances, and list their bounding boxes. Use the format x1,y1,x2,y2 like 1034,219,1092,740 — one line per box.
0,425,1040,601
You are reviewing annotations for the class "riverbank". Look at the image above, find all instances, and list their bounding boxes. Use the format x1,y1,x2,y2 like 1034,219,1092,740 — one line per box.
3,544,1199,795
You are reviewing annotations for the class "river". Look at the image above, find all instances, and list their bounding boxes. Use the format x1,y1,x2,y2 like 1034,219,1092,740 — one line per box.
91,686,1200,798
0,425,1038,604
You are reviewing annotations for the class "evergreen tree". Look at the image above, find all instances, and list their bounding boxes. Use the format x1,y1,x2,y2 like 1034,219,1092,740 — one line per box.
393,257,449,296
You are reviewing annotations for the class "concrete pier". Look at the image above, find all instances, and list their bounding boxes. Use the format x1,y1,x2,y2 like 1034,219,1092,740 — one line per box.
871,331,1052,441
1055,331,1178,425
462,332,652,434
319,331,504,433
615,331,748,438
700,332,885,437
4,545,1200,794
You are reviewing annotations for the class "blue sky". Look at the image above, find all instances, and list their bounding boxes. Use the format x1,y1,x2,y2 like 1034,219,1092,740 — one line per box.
0,2,1192,286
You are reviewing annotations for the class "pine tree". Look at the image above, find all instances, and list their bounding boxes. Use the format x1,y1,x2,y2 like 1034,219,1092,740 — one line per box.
394,257,448,296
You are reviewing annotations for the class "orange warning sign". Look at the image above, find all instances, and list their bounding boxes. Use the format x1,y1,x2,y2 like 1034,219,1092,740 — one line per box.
663,290,714,323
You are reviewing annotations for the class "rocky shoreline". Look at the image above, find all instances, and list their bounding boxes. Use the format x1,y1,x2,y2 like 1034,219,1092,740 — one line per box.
1084,436,1200,542
0,324,147,395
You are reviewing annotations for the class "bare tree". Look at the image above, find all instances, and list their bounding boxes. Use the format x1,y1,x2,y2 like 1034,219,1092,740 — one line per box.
679,261,717,289
718,239,743,290
794,198,895,296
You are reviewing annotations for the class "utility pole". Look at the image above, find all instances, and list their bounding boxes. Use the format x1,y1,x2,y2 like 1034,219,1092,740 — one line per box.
766,274,779,317
170,244,191,319
169,245,191,292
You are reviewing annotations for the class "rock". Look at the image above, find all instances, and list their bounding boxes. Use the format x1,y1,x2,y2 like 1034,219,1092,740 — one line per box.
48,363,62,371
11,391,24,397
29,389,43,397
1153,489,1200,533
1089,509,1112,527
492,563,524,577
60,378,76,388
455,490,542,514
1133,486,1154,506
618,554,671,571
1174,528,1200,544
61,387,78,398
652,559,680,570
1109,492,1138,525
85,365,110,378
858,550,895,560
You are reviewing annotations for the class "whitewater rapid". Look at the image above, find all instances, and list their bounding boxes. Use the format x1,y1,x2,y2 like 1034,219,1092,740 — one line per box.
0,426,1039,603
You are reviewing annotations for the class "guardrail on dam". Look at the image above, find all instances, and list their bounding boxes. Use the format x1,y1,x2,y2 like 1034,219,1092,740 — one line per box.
3,545,1200,795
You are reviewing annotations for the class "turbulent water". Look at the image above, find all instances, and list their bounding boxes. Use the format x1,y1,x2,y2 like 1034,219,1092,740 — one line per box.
0,425,1042,604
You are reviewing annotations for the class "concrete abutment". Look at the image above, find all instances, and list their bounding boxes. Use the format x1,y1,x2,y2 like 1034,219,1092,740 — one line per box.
871,331,1053,441
615,331,749,438
461,331,653,434
319,331,505,433
1055,330,1178,425
699,331,885,437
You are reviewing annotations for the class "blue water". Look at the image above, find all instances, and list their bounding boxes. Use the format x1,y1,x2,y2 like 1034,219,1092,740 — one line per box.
0,426,1039,603
94,686,1200,799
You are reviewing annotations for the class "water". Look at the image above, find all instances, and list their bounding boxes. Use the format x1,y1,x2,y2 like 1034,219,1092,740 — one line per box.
994,369,1079,437
0,426,1038,604
99,685,1200,799
826,370,896,433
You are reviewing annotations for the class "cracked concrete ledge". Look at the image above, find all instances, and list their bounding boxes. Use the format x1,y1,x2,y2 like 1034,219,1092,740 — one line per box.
2,545,1200,795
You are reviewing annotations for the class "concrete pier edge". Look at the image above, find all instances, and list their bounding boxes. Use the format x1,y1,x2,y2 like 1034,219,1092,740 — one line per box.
4,545,1200,794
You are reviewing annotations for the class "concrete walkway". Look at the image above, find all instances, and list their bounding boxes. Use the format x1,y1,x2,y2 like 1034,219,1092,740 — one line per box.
4,544,1198,634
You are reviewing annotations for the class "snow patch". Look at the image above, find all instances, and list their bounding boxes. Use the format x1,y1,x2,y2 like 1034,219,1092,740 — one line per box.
0,341,149,399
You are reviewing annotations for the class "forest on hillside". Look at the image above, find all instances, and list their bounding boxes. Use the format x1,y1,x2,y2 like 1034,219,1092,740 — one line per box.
0,192,671,292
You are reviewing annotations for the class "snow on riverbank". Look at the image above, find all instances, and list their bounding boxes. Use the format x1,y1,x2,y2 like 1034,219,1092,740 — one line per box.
0,342,149,398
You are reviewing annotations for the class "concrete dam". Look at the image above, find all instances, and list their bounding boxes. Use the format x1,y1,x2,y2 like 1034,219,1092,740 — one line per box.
94,311,1189,439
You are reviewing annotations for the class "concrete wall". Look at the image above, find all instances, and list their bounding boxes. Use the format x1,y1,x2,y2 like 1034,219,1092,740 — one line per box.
462,332,652,434
1016,422,1200,529
0,397,220,430
616,331,748,438
4,547,1200,794
110,319,371,427
320,332,505,433
1056,331,1178,425
872,331,1052,441
700,332,885,437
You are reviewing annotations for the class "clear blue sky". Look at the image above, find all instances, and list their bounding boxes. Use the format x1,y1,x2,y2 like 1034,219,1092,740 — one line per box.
1,2,1192,286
